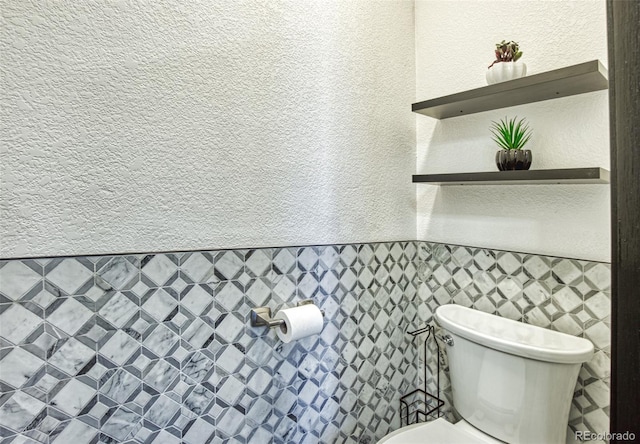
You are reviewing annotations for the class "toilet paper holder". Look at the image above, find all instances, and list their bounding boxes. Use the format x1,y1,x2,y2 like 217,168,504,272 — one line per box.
250,300,324,329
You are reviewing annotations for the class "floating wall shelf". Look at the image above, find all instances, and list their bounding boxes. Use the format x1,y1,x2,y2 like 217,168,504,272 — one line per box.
412,60,608,119
412,168,610,185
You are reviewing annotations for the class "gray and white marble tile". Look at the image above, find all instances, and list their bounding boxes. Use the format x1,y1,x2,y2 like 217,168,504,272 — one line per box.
297,247,319,273
0,304,42,345
99,368,141,405
46,298,93,337
214,313,244,345
181,417,215,444
181,318,214,350
5,435,46,444
584,262,611,291
145,394,181,428
29,289,57,309
27,327,60,362
552,259,584,287
183,384,215,416
272,248,297,275
141,255,178,287
182,351,215,384
0,347,45,389
50,378,96,416
215,374,245,406
97,292,138,329
272,274,296,303
141,288,178,322
180,253,215,283
143,324,180,358
148,429,181,444
96,257,139,291
99,406,141,441
84,324,108,344
179,285,213,317
0,391,46,433
244,249,271,278
215,404,246,438
584,349,611,381
86,399,110,422
0,242,610,443
48,338,94,377
244,278,271,308
299,272,320,298
30,373,60,398
244,367,274,398
0,261,42,302
552,286,583,313
214,251,244,281
50,419,98,444
584,321,611,351
214,281,244,313
45,259,94,296
98,330,139,366
144,359,180,393
35,414,61,440
523,254,552,280
245,396,272,429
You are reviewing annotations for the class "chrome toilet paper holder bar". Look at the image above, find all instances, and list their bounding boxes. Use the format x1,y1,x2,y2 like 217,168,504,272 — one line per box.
250,300,324,329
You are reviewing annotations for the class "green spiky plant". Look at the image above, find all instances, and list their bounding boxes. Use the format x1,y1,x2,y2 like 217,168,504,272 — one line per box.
490,117,532,150
488,40,522,68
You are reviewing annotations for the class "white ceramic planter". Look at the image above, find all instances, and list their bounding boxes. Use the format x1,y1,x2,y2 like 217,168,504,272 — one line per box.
486,61,527,85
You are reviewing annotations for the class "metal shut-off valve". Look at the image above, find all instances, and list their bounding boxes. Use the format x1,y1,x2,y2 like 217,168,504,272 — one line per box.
438,334,454,346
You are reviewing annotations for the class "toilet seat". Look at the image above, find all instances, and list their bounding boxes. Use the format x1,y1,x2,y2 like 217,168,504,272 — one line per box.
377,418,501,444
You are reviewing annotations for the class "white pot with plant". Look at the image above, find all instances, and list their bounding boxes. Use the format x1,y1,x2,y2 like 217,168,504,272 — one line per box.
490,116,533,170
486,40,527,84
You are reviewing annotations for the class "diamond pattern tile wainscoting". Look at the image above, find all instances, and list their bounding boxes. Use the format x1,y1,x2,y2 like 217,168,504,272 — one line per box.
0,242,610,443
416,243,612,443
0,243,422,444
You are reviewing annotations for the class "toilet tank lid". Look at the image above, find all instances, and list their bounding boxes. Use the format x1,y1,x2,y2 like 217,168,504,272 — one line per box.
435,304,594,364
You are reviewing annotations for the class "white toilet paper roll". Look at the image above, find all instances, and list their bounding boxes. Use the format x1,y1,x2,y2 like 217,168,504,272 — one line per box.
274,304,324,343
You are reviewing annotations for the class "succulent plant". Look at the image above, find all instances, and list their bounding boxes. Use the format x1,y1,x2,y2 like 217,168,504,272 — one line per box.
490,116,532,150
488,40,522,68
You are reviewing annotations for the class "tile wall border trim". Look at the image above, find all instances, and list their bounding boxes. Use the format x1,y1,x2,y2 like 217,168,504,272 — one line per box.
1,240,610,264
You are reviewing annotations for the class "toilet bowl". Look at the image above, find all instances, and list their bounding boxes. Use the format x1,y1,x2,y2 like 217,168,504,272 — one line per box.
378,418,504,444
378,304,594,443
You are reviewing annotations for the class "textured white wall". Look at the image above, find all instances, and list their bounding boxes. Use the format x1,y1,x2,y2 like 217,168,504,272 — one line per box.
0,0,416,258
415,0,610,262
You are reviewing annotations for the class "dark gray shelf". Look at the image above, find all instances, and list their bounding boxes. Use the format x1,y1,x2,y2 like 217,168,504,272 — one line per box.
413,168,610,185
412,60,608,119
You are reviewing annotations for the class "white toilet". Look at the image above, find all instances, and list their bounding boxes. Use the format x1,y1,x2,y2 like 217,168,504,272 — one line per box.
379,304,594,444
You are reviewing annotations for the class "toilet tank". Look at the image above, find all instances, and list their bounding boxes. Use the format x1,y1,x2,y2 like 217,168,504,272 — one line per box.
435,304,594,444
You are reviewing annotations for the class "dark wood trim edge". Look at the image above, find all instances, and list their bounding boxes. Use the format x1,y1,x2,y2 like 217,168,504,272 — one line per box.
607,0,640,439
